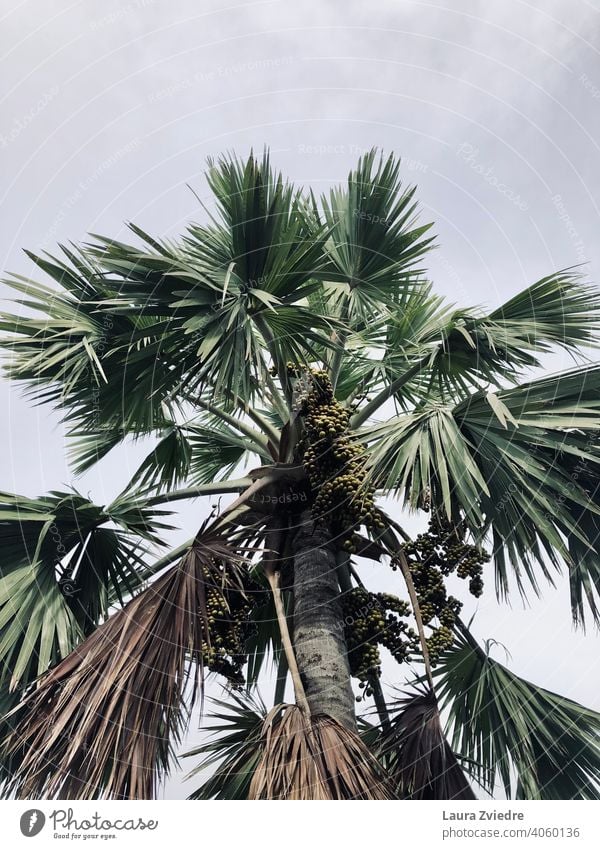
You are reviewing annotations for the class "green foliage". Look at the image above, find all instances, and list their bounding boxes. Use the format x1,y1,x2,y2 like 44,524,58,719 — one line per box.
0,488,167,689
319,149,434,321
185,692,266,800
364,364,600,614
434,624,600,799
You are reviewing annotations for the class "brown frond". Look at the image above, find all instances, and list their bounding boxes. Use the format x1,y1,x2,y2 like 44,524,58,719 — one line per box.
381,687,475,800
1,530,248,800
249,704,393,800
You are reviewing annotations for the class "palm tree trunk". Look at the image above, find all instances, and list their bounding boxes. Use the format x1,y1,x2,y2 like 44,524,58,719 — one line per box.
292,511,357,730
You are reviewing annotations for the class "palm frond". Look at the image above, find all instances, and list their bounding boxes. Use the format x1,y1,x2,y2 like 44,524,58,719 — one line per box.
125,425,193,493
199,149,329,301
0,489,153,689
368,271,600,415
185,691,267,800
248,703,392,800
487,270,600,354
319,149,434,319
187,420,258,485
372,687,476,799
431,271,600,392
364,364,600,603
434,623,600,799
174,150,332,399
1,528,250,799
0,246,185,443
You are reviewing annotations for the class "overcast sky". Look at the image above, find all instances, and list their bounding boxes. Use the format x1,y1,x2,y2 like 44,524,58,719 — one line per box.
1,0,600,799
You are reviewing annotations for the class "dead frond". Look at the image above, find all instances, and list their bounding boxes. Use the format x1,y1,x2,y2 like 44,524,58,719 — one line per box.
249,704,393,800
381,687,475,800
1,529,248,800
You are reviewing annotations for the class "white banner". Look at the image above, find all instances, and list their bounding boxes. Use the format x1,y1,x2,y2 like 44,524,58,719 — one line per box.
0,800,598,848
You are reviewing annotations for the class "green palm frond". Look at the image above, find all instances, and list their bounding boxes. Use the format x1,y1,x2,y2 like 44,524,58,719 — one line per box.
104,486,175,545
364,364,600,607
199,149,329,301
187,420,262,486
125,426,193,493
0,554,81,691
564,465,600,627
174,151,333,398
0,489,166,688
0,490,93,690
367,271,600,415
319,149,434,319
488,270,600,354
0,251,186,457
422,270,600,394
67,426,130,476
65,528,150,634
185,691,267,800
434,623,600,799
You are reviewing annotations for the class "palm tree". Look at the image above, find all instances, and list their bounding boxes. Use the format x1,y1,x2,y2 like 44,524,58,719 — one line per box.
1,149,599,800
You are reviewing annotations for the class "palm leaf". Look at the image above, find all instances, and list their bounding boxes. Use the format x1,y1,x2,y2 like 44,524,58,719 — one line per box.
185,691,267,800
187,420,258,485
372,687,476,799
0,490,112,689
487,270,600,354
248,703,392,800
428,271,600,394
364,364,600,603
359,271,600,419
1,528,249,799
124,425,192,493
434,623,600,799
318,149,434,319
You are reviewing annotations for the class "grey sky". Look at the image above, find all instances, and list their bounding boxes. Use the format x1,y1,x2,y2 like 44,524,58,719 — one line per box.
1,0,600,799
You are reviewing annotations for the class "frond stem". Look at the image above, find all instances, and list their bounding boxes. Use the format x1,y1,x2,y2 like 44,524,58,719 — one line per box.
377,524,434,689
253,314,293,412
351,355,431,428
268,570,310,715
144,477,253,506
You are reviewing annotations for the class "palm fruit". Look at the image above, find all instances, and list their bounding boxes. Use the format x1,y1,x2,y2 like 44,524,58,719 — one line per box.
341,588,419,693
201,567,264,686
292,366,377,545
400,515,491,666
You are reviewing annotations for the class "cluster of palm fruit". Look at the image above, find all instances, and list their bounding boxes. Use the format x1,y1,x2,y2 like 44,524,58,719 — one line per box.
403,515,490,597
292,365,383,544
341,587,419,693
202,574,265,686
400,515,490,664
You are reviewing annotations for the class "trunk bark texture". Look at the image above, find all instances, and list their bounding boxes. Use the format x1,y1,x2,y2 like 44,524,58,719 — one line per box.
292,512,357,730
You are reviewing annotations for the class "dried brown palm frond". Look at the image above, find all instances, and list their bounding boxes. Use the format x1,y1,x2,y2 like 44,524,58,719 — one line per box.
1,528,250,800
379,687,475,800
249,704,393,800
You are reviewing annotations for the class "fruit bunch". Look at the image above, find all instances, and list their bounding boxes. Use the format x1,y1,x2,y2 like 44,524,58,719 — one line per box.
202,572,262,686
400,516,490,664
341,587,419,694
403,516,490,598
293,366,383,544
